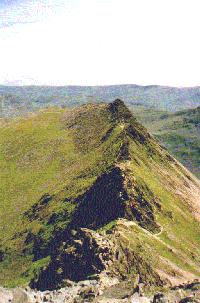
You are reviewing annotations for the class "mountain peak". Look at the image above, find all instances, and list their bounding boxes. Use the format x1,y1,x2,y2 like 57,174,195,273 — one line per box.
109,99,133,122
112,98,126,107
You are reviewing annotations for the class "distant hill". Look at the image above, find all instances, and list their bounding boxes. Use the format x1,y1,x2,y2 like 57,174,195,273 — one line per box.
136,106,200,178
0,100,200,291
1,84,200,117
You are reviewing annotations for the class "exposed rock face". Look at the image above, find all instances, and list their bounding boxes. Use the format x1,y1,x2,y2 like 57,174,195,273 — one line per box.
25,160,162,290
71,163,161,233
1,280,200,303
30,221,163,291
70,167,127,229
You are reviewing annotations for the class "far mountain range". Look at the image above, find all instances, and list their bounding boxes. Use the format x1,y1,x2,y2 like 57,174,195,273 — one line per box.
1,84,200,117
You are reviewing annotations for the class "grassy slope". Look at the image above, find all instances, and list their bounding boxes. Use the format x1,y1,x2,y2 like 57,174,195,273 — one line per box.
134,106,200,178
0,104,124,286
129,154,200,277
0,102,200,287
0,108,75,285
113,134,200,282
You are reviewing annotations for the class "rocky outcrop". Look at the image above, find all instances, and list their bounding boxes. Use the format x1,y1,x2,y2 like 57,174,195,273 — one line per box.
23,160,161,281
70,163,161,233
29,227,123,290
30,221,163,291
70,167,127,229
1,280,200,303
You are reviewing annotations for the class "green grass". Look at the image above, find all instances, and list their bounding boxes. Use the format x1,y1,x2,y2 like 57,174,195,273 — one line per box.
0,101,200,287
135,106,200,178
126,142,200,276
0,109,75,240
0,103,125,285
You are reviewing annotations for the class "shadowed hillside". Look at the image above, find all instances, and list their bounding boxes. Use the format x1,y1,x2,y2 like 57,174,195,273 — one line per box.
0,100,200,292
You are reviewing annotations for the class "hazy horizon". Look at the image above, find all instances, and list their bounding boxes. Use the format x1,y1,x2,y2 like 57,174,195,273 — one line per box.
1,83,200,89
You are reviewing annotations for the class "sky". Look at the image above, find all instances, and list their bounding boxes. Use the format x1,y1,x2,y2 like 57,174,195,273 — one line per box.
0,0,200,86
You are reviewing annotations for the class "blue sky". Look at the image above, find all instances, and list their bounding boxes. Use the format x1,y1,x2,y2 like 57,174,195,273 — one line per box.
0,0,69,27
0,0,200,86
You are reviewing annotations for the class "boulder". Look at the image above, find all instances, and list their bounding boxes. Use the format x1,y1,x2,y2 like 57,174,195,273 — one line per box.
131,292,151,303
12,288,30,303
0,287,13,303
153,292,169,303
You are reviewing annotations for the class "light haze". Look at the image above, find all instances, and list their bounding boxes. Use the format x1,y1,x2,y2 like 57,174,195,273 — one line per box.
0,0,200,86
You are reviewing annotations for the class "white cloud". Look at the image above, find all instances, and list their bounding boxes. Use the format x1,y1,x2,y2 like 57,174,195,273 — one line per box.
0,0,200,86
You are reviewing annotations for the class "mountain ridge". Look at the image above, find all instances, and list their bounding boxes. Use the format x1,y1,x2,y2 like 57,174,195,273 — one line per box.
0,100,200,295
